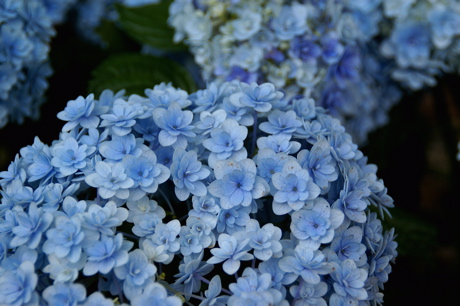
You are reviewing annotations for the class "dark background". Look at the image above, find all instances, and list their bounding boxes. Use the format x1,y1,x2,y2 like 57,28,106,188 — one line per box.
1,19,459,305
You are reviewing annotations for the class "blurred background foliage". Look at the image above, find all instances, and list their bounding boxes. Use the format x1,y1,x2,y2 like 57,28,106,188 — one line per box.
0,3,459,304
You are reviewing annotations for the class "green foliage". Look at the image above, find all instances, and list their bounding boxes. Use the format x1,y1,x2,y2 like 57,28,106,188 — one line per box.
94,19,138,52
115,0,186,52
384,207,437,260
88,53,196,96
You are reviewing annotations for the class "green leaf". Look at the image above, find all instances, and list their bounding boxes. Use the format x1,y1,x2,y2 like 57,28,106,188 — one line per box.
115,0,186,52
95,19,136,52
88,53,197,96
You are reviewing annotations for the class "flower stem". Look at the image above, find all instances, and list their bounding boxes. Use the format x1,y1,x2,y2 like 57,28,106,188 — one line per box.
182,292,206,301
197,274,210,284
76,128,87,141
118,231,139,240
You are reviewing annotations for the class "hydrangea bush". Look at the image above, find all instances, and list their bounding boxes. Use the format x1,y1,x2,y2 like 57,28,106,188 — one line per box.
168,0,403,144
0,0,75,128
0,80,397,305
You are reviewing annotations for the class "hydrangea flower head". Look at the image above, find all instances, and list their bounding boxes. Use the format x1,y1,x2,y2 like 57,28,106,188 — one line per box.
0,81,397,305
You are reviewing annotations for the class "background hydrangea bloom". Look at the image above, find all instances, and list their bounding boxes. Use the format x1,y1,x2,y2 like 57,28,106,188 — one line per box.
168,0,404,144
379,0,460,90
168,0,460,146
0,0,75,128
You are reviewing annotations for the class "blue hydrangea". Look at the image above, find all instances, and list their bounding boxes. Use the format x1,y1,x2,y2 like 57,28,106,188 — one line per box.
113,249,157,300
0,245,37,272
378,0,460,91
42,215,89,263
279,244,334,285
0,261,38,306
255,148,294,185
271,160,320,215
216,204,251,234
189,195,221,227
81,201,128,238
297,138,339,192
229,82,284,113
259,110,302,136
0,22,33,68
143,219,180,264
153,102,196,148
0,0,74,128
291,197,344,249
126,195,165,223
381,21,431,70
245,220,282,261
289,281,328,306
100,98,146,136
99,134,145,162
174,251,214,296
207,233,253,275
121,150,170,200
168,0,460,146
57,94,103,132
51,136,95,177
232,10,262,41
20,137,55,183
10,203,52,249
0,154,26,188
42,282,87,306
208,158,269,209
228,267,284,305
289,36,322,62
202,119,248,167
42,253,86,283
257,134,301,155
83,233,132,276
0,81,397,304
131,211,163,238
168,0,393,144
85,161,135,200
331,259,368,301
428,3,460,49
145,82,191,110
179,218,214,256
271,2,308,40
170,147,210,201
331,226,367,265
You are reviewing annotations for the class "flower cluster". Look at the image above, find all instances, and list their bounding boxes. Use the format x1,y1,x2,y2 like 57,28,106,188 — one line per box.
378,0,460,90
0,0,75,128
168,0,405,144
0,80,397,305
